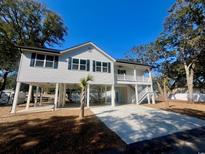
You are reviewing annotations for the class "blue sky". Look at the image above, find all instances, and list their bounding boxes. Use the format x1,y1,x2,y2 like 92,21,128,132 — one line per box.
41,0,174,58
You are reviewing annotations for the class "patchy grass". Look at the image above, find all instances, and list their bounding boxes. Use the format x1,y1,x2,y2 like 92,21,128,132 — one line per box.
144,101,205,120
0,106,126,154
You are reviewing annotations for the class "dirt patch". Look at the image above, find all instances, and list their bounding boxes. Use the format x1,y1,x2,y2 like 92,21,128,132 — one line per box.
144,101,205,120
2,103,205,153
0,105,126,154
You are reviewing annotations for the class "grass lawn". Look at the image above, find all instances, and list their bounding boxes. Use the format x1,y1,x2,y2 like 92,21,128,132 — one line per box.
0,105,126,154
144,101,205,120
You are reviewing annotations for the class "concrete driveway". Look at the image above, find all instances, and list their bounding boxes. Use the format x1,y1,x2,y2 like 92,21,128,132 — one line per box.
91,104,205,144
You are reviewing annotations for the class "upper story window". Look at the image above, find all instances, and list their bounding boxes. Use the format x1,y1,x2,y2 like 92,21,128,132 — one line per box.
30,53,58,69
80,59,87,70
103,62,108,72
72,58,79,70
35,54,45,67
118,69,126,75
96,61,102,72
68,57,90,71
45,55,54,68
93,60,111,73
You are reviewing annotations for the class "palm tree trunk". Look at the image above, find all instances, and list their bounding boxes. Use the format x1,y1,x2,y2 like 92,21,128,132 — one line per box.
79,90,85,119
163,81,169,108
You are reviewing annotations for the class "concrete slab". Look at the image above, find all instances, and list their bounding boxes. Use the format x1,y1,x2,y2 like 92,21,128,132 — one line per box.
91,104,205,144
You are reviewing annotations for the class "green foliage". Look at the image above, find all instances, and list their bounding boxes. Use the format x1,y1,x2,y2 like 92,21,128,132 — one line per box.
126,0,205,94
0,0,67,92
163,0,205,64
79,75,93,91
0,0,67,70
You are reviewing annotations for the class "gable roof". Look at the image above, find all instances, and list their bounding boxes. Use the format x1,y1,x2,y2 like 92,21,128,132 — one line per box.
61,42,116,61
17,42,116,61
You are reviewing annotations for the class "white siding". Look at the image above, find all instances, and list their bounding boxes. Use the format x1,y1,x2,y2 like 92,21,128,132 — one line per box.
18,45,114,85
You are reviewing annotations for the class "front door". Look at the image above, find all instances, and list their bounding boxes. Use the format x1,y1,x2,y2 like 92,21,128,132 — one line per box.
115,87,128,105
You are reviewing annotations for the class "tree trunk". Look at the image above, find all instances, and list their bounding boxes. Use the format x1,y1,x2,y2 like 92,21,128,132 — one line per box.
79,90,85,119
163,81,169,108
0,70,9,99
157,81,164,98
184,62,195,103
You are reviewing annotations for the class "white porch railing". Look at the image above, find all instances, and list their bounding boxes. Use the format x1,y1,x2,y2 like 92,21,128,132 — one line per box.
116,74,150,83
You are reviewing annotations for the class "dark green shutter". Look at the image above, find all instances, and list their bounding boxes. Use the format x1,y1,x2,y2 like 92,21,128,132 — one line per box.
54,56,59,69
87,60,90,71
93,60,95,72
68,57,72,70
30,53,36,67
108,62,111,73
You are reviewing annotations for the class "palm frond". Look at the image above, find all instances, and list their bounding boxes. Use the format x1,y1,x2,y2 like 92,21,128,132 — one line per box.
79,75,93,90
86,75,93,82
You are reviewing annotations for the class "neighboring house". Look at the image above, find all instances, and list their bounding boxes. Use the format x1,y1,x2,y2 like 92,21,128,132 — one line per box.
11,42,155,113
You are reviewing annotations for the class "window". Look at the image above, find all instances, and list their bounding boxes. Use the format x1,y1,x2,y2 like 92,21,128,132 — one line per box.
45,55,54,68
68,58,90,71
93,61,111,73
118,70,126,75
103,62,108,72
35,54,45,67
80,59,86,70
96,61,101,72
72,58,79,70
30,53,58,69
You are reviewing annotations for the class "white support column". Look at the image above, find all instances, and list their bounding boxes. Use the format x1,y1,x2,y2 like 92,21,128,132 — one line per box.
39,88,43,106
54,83,59,110
148,69,155,104
62,84,66,107
34,86,39,107
147,87,150,104
11,82,21,113
111,84,115,107
87,84,90,108
58,84,62,107
147,95,151,104
134,69,137,81
105,86,107,104
151,94,155,104
135,84,139,104
26,85,32,110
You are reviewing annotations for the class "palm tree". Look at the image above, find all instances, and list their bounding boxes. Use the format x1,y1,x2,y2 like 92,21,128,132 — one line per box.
79,75,93,119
